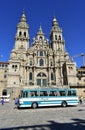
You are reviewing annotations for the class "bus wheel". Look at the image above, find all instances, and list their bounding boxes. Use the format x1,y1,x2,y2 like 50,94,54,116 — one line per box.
32,102,38,109
62,101,67,107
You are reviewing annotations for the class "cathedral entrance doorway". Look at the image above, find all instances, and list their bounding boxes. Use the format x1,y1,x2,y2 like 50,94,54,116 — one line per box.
37,72,47,87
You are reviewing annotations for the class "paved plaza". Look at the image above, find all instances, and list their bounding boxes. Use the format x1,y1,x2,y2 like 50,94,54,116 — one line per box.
0,100,85,130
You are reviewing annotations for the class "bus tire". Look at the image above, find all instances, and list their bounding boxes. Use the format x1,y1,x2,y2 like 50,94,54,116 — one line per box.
32,102,38,109
62,101,67,107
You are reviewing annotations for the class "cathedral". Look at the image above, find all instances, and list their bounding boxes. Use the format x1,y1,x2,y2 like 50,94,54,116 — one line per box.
0,11,77,98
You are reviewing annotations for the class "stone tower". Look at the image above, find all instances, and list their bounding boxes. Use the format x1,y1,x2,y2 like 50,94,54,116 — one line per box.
7,11,30,97
50,16,65,52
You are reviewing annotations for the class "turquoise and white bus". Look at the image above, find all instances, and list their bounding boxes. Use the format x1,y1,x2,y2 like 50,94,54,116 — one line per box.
18,88,79,108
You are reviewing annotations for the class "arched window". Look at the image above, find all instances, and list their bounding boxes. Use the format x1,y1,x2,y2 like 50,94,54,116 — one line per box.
29,72,32,80
15,65,17,69
24,32,26,37
19,31,22,36
12,65,17,69
50,61,53,66
59,35,61,40
37,72,47,87
51,73,54,80
30,61,32,66
40,51,43,56
2,89,7,95
37,72,46,77
12,65,14,68
40,59,44,66
55,35,57,40
39,36,43,42
12,65,18,71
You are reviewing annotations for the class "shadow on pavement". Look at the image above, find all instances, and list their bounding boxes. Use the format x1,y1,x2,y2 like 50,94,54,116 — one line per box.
0,118,85,130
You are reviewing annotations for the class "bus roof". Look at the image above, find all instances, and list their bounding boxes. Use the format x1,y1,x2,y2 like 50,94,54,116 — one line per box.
21,88,76,92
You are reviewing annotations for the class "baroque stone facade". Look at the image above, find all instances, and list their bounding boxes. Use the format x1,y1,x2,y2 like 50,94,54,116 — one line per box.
0,12,78,98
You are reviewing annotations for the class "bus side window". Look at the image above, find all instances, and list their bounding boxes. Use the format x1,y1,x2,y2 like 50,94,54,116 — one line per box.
30,91,34,97
49,91,58,96
30,91,38,97
68,91,71,96
35,91,38,96
40,91,43,96
71,90,76,96
54,91,58,96
68,90,76,96
40,91,48,96
49,91,53,96
59,91,66,96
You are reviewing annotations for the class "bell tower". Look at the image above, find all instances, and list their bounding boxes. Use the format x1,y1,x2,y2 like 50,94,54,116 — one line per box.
50,16,65,52
15,11,30,51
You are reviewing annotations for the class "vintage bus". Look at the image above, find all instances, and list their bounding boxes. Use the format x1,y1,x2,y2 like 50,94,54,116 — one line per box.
18,88,79,108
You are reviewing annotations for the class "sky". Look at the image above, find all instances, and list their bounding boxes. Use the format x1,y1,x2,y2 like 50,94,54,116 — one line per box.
0,0,85,67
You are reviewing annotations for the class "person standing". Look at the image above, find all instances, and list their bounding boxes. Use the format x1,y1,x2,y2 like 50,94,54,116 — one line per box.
14,97,19,108
1,97,5,105
79,96,83,104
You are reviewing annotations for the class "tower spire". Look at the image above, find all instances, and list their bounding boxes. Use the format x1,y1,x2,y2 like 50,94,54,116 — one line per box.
52,16,58,26
37,25,44,35
20,10,27,23
14,11,30,50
